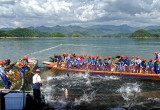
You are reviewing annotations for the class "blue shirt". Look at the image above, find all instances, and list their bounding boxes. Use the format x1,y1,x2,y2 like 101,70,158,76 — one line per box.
92,59,95,65
88,58,92,65
125,59,130,66
58,56,62,62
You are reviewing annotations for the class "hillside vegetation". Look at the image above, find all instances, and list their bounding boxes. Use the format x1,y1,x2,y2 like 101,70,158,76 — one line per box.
129,29,157,38
1,27,160,38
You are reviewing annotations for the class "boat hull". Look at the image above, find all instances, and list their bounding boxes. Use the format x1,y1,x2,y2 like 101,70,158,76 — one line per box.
49,65,160,81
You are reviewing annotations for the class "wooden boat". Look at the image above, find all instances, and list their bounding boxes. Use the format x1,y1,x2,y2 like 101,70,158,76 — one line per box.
43,62,160,81
0,58,38,90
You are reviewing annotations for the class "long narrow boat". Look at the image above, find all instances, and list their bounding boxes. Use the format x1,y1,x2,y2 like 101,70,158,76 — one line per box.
43,62,160,81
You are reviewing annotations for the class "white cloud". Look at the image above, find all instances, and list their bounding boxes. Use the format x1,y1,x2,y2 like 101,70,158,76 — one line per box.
0,0,160,27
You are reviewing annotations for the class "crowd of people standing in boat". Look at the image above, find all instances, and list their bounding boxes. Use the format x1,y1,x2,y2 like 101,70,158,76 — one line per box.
55,52,160,74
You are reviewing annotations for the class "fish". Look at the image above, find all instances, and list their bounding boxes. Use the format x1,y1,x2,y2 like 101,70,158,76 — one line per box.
75,98,79,103
64,88,68,99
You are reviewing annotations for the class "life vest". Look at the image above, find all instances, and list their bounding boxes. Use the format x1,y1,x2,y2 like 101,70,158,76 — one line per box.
58,56,62,62
130,59,135,65
88,58,91,65
20,67,25,78
92,59,95,65
108,60,112,65
135,59,141,66
141,62,146,69
148,61,154,69
84,58,87,63
125,59,130,66
99,61,103,66
76,59,80,65
104,60,107,65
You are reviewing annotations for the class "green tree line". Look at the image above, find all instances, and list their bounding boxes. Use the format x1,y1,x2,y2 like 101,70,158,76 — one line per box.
0,28,66,37
1,28,160,38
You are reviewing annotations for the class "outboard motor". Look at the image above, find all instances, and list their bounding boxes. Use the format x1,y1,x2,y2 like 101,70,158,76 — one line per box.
5,59,11,66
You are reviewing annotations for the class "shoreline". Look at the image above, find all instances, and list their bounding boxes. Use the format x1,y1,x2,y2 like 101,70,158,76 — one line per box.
0,37,160,39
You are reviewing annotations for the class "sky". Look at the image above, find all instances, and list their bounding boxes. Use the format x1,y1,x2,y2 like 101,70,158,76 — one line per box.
0,0,160,28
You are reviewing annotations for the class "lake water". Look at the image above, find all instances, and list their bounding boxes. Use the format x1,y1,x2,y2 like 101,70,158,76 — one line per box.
1,37,160,109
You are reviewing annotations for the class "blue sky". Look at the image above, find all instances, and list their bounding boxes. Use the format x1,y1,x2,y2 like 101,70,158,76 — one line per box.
0,0,160,28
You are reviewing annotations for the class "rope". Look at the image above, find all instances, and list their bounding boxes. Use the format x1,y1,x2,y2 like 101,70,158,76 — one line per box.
24,44,62,57
24,43,110,58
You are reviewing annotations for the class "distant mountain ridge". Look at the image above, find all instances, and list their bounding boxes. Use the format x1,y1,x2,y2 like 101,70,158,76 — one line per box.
1,25,160,37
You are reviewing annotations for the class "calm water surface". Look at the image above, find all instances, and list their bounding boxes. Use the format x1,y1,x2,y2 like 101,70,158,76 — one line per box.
1,37,160,109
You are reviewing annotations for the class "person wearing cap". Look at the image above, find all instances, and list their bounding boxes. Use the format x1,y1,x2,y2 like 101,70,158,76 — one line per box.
141,59,147,73
154,59,159,74
103,57,108,71
98,57,103,71
4,59,11,66
155,52,159,59
57,54,62,68
22,57,29,71
118,55,125,72
83,54,88,69
92,56,96,70
135,56,141,73
88,55,92,70
95,55,99,70
65,53,70,69
32,69,42,103
107,56,112,71
79,55,84,69
0,61,9,89
70,55,74,69
124,56,130,72
75,56,80,69
148,58,154,74
20,63,25,79
130,56,135,73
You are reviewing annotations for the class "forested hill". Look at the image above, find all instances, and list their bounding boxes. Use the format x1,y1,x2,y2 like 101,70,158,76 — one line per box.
128,29,160,38
1,26,160,38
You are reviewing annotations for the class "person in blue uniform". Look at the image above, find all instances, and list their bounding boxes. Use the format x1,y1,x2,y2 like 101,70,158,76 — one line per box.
154,59,159,74
119,55,125,72
57,54,62,68
107,56,112,71
19,63,25,79
98,57,103,71
22,57,29,70
95,55,99,70
92,56,96,70
148,58,154,74
103,57,108,71
83,54,88,69
32,69,42,103
88,55,92,70
155,52,159,59
70,55,74,69
130,56,135,73
75,56,80,69
0,61,9,89
124,56,130,72
135,56,141,73
141,59,147,73
65,53,70,69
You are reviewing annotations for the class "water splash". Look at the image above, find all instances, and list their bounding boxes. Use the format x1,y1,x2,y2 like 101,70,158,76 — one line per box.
117,82,141,108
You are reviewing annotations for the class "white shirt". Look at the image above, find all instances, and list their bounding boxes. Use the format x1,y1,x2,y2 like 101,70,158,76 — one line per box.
33,74,41,84
0,67,6,75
